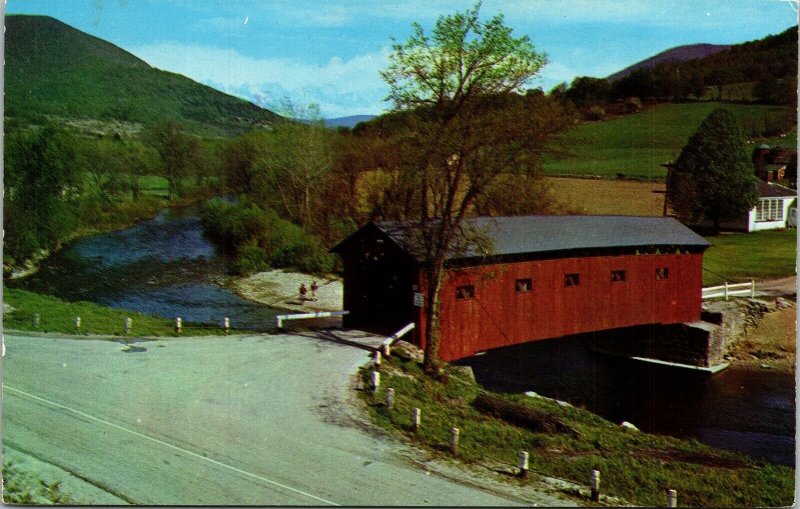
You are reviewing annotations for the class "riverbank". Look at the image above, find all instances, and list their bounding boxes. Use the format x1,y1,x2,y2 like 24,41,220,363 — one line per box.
359,346,794,507
3,188,222,280
704,294,796,372
3,288,231,336
727,301,796,371
225,269,343,313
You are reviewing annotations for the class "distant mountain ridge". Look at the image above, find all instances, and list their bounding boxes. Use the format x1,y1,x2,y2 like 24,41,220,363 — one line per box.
323,115,377,128
5,15,283,136
606,44,731,82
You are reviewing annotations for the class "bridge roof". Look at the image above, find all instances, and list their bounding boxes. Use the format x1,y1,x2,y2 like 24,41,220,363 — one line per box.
356,215,710,263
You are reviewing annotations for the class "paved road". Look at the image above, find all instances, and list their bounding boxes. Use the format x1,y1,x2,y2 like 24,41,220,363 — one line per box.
2,332,572,506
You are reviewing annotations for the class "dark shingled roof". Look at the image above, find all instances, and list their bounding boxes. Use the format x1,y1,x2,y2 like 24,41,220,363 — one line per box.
757,181,796,198
368,215,710,262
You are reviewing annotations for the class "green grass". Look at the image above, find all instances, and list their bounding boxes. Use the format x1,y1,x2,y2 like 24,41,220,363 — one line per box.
3,288,231,337
361,357,794,507
702,230,797,286
2,460,72,505
544,102,794,179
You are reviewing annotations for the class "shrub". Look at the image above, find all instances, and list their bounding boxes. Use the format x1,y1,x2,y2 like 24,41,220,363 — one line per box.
200,198,334,275
585,105,606,121
230,242,270,275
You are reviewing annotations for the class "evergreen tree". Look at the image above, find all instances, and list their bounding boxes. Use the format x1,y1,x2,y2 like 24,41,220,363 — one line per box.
667,109,759,232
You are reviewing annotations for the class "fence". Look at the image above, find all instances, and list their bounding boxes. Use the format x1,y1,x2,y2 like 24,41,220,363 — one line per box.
381,322,415,355
275,310,349,329
701,280,755,300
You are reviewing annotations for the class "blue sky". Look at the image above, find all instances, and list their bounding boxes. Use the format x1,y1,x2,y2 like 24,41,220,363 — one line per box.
5,0,799,117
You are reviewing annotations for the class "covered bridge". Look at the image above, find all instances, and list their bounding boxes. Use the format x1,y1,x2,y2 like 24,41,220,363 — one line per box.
330,216,711,362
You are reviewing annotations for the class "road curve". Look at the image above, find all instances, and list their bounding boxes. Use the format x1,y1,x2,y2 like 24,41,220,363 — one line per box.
2,332,572,506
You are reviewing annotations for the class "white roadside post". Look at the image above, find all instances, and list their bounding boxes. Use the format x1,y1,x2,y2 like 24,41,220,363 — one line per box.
372,371,380,393
450,427,460,454
175,317,182,334
224,317,230,334
591,469,601,502
667,489,677,508
33,313,40,328
412,407,421,433
386,388,395,409
518,451,529,478
125,317,132,335
374,350,382,371
74,316,81,330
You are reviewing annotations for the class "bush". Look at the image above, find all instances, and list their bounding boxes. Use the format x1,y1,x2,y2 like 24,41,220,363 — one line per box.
200,198,334,275
585,105,606,121
230,242,270,275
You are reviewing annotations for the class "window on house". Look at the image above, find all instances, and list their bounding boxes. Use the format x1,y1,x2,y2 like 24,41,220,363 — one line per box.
611,270,626,283
655,267,669,280
456,285,474,300
515,278,532,293
564,273,580,287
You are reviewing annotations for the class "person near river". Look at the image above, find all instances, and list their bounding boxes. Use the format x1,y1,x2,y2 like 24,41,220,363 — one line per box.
299,283,308,304
311,280,319,300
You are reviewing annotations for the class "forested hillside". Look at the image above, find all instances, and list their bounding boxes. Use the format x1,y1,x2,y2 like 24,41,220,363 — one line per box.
5,15,283,136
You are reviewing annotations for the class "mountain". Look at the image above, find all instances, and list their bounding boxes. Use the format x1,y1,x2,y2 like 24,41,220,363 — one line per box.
606,44,730,82
5,15,284,136
323,115,377,128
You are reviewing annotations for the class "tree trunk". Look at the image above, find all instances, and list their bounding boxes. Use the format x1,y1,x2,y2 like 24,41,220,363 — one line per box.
422,259,446,375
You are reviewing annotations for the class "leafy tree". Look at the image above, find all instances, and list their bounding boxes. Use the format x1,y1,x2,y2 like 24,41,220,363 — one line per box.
380,3,555,374
252,103,333,230
565,76,611,107
4,123,82,261
142,120,200,199
667,108,758,232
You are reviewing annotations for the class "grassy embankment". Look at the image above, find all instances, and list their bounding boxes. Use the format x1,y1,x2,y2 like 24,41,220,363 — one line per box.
702,229,797,286
4,288,230,337
2,460,71,505
544,102,795,179
360,355,794,507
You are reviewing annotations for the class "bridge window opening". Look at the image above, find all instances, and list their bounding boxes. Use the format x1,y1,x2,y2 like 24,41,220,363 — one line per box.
656,267,670,280
515,278,532,293
611,270,626,282
564,273,580,287
456,285,474,300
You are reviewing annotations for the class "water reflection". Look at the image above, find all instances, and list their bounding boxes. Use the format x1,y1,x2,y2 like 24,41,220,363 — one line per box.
460,335,795,466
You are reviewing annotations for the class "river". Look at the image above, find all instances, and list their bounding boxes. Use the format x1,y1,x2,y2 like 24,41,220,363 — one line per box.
10,205,796,466
460,336,795,466
10,205,279,331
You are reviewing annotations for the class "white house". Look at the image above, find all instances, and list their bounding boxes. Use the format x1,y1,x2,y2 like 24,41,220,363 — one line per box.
746,180,796,232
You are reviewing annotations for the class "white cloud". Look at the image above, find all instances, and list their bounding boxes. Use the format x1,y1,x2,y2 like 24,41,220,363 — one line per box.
128,42,392,117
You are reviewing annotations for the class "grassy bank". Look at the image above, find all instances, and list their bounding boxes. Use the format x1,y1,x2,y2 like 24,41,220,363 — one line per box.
702,229,796,286
544,102,794,179
2,459,72,505
3,288,230,337
360,355,793,507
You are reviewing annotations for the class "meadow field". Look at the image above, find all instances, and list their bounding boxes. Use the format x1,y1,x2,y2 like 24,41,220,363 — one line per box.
544,102,795,179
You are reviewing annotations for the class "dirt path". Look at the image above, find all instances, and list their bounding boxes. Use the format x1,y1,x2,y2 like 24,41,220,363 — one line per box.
754,275,797,297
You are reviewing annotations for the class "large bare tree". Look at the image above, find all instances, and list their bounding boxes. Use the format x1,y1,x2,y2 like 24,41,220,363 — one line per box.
380,3,556,374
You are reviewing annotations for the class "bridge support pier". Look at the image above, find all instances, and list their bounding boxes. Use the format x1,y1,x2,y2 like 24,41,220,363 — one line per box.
589,321,727,372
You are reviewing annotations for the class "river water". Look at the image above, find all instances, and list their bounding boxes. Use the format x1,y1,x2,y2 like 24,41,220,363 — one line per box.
10,205,279,331
10,205,796,466
460,336,795,466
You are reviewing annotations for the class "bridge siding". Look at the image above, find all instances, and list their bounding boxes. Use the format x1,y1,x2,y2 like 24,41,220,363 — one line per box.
419,253,703,361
